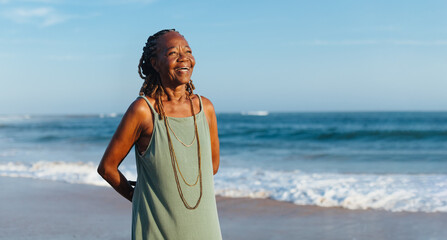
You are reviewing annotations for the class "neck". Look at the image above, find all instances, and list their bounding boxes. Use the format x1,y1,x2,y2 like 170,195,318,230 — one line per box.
162,84,188,103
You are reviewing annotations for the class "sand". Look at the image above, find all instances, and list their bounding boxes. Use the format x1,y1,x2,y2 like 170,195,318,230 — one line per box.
1,176,446,240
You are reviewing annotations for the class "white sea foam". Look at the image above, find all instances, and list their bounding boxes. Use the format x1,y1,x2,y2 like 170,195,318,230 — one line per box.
1,161,446,212
0,161,136,187
241,111,269,116
213,167,447,213
0,115,31,122
99,113,118,118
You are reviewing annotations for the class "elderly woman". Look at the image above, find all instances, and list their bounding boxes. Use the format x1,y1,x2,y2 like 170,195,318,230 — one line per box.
97,29,222,240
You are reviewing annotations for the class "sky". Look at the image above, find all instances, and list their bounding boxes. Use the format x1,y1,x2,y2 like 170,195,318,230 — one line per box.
0,0,446,114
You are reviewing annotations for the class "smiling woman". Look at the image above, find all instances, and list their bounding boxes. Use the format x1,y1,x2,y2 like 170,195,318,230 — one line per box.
97,29,222,240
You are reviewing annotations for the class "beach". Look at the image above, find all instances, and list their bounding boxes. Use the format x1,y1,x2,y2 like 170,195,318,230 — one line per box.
1,176,446,240
1,113,447,239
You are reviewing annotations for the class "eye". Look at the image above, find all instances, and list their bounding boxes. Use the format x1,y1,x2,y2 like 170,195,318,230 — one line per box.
168,51,178,56
186,50,192,54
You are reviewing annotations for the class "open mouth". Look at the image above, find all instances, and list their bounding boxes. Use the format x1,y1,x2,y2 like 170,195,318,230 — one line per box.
175,67,190,71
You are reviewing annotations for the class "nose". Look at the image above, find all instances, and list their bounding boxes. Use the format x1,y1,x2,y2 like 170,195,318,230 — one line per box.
178,51,188,61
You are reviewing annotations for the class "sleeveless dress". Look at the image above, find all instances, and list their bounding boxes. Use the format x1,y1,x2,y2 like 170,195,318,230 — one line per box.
131,95,222,240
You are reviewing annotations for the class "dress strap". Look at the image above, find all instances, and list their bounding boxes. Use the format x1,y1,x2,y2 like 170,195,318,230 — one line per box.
196,94,203,112
138,95,158,116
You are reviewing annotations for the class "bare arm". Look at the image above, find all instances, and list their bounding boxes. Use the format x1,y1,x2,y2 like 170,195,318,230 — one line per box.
201,96,220,175
97,99,152,201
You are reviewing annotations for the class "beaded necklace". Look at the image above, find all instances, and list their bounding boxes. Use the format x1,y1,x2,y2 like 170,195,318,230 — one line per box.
159,94,202,210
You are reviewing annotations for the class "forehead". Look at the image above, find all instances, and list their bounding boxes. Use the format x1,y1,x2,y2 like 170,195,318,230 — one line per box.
157,32,189,49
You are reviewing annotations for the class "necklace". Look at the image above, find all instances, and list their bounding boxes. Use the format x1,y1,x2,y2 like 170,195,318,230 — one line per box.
166,117,196,147
166,118,200,186
160,94,202,210
161,96,200,186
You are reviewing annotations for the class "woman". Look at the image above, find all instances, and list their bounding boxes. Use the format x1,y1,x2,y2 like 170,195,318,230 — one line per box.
97,29,222,240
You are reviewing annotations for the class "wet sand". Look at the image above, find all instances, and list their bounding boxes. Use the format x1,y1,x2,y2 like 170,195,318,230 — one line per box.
1,176,446,240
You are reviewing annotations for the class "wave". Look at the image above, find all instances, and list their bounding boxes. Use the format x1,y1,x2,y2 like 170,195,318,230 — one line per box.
33,134,112,143
3,113,447,144
214,168,447,213
0,161,136,187
1,161,446,213
219,127,447,142
307,129,447,141
241,111,269,116
99,113,119,118
0,115,31,122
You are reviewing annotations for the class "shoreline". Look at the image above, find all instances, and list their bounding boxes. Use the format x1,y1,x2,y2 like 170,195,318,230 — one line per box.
1,176,446,240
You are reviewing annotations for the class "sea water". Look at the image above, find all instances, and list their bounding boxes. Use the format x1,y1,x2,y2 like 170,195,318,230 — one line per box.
1,112,446,212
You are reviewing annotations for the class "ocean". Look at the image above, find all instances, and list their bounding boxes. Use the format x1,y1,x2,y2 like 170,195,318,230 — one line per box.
1,112,446,213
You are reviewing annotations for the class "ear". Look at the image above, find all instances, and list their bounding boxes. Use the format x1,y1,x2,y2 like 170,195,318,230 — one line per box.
150,57,159,72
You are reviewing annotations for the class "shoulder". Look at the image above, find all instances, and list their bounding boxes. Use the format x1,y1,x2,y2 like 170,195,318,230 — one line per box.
199,95,216,114
199,95,217,122
124,96,154,121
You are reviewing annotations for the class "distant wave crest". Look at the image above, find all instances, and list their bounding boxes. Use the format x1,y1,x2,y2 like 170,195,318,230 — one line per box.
241,111,269,116
220,128,447,142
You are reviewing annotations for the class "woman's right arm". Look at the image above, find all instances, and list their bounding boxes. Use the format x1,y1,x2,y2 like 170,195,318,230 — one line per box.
97,99,151,202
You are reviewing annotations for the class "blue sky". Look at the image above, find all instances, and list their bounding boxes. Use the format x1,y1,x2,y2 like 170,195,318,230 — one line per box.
1,0,446,114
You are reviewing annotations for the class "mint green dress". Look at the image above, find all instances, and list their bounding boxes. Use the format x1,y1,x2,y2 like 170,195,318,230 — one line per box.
131,95,222,240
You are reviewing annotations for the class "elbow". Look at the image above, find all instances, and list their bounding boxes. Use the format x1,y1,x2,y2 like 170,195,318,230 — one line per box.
213,164,219,175
97,163,114,181
97,164,105,177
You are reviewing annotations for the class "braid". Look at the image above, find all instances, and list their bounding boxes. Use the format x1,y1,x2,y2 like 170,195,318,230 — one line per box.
138,29,197,119
138,29,176,96
138,29,178,119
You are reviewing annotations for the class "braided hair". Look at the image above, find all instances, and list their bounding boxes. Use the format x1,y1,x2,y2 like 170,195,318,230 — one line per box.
138,29,196,118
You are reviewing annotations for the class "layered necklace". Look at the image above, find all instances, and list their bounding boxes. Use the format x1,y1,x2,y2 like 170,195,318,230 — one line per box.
159,94,202,210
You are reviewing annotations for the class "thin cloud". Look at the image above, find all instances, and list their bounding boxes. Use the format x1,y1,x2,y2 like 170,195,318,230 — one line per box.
391,40,447,46
298,40,447,46
45,53,122,61
309,40,379,46
0,0,64,3
2,7,71,26
0,0,156,6
108,0,157,3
